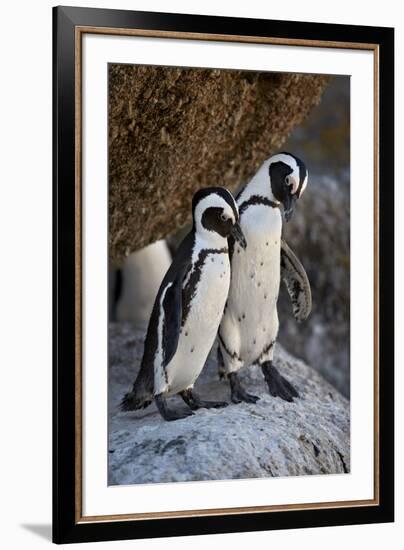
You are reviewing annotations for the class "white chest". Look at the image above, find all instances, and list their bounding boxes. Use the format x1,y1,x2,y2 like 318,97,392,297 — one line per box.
233,205,282,299
164,252,230,395
220,205,282,364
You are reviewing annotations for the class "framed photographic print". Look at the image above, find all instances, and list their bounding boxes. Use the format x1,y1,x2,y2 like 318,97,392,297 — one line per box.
53,5,394,544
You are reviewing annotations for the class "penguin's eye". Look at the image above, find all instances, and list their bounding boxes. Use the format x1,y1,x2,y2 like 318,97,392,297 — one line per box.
220,213,228,222
285,175,291,186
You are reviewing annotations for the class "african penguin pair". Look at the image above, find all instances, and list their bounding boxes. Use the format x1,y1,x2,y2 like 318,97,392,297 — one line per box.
121,152,311,421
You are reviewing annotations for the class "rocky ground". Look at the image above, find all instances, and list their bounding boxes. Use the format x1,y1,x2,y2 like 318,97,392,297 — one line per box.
108,323,350,485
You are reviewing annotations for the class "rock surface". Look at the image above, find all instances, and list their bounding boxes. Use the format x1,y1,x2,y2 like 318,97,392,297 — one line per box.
109,65,329,263
109,323,350,485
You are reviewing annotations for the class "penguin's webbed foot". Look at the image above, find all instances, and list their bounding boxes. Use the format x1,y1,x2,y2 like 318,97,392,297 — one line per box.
261,362,299,402
155,394,194,421
199,400,228,409
120,391,152,411
120,392,136,411
180,389,228,410
229,372,259,404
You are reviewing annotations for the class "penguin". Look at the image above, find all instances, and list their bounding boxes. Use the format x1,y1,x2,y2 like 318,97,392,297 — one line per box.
121,187,247,421
218,152,311,404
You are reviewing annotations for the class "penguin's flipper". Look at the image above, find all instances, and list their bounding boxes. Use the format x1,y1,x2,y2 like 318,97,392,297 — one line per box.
161,275,185,367
280,239,312,322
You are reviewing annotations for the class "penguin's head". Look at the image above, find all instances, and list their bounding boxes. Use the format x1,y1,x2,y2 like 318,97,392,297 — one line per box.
267,152,308,222
192,187,247,248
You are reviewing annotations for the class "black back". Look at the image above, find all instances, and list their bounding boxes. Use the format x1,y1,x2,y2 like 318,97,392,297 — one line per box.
142,232,195,379
126,231,195,403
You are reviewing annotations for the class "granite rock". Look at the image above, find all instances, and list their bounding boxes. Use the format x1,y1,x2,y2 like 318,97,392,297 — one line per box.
109,323,350,485
109,65,329,263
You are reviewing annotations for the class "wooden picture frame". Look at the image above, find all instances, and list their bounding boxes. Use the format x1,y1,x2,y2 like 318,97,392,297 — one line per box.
53,5,394,544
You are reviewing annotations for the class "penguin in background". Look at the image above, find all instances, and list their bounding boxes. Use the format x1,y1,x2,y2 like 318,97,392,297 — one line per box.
121,187,247,421
218,152,312,404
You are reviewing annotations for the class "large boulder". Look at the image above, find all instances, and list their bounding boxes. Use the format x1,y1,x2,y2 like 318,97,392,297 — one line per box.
109,323,350,485
109,65,329,263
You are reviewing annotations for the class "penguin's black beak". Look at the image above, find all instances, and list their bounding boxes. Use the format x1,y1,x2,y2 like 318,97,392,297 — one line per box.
231,222,247,249
282,193,297,222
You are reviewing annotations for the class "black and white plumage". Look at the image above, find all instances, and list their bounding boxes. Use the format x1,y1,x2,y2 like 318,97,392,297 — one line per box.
121,187,247,421
218,152,311,403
